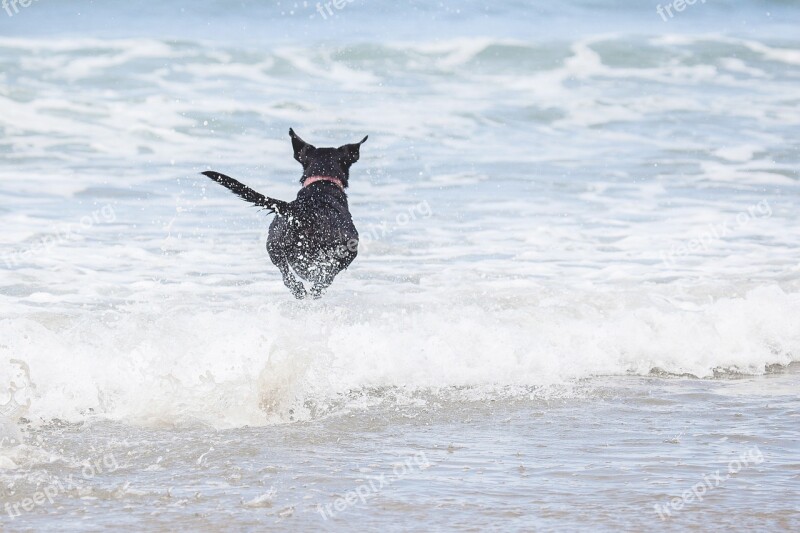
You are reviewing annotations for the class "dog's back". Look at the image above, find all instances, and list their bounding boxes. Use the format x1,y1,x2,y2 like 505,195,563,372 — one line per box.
268,181,358,285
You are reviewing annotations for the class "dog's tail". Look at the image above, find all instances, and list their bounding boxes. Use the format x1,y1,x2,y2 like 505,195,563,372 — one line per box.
202,171,289,215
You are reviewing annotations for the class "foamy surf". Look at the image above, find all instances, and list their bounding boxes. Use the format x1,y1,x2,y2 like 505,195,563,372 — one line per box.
1,285,797,429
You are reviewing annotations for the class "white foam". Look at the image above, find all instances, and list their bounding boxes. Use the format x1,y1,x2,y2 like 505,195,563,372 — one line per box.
0,285,797,429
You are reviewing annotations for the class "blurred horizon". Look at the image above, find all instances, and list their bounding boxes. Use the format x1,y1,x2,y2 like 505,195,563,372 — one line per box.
1,0,798,45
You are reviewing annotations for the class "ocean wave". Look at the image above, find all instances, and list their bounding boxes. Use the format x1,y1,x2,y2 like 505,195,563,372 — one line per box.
0,285,797,429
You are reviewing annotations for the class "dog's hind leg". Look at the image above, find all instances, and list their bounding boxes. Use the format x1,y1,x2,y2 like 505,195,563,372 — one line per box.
309,247,357,299
309,280,332,300
277,258,307,300
309,279,330,299
309,268,340,299
268,243,306,300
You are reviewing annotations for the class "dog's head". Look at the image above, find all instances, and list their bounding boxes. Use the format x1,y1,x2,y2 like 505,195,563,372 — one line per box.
289,128,368,188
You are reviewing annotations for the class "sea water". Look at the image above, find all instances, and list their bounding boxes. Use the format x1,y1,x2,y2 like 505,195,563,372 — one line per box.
0,0,799,530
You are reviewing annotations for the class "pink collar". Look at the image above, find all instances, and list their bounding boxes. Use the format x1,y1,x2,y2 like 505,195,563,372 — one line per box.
304,175,344,190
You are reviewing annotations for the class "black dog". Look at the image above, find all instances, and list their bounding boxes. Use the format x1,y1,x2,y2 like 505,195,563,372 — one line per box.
202,129,368,299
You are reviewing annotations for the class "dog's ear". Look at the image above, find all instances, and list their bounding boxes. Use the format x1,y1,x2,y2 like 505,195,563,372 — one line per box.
289,128,315,164
339,135,368,165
